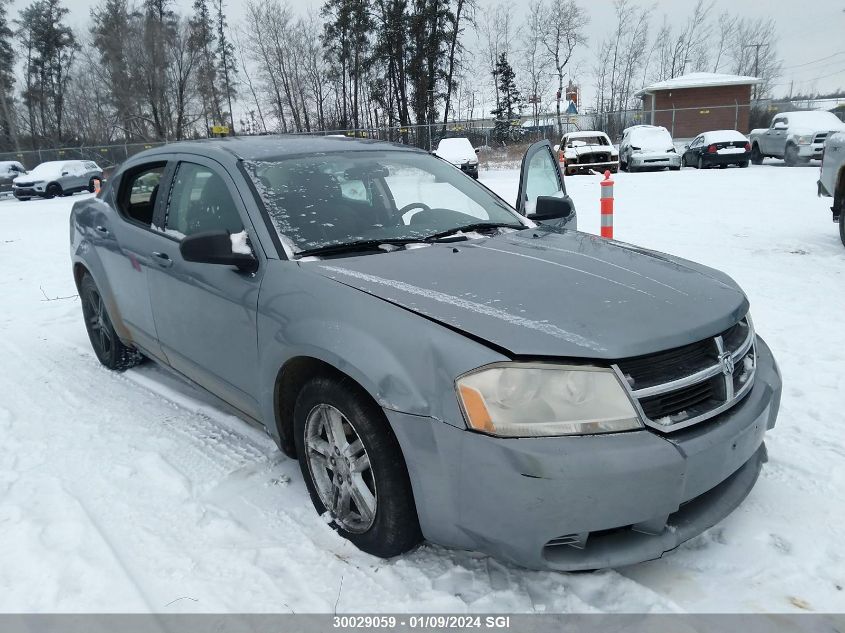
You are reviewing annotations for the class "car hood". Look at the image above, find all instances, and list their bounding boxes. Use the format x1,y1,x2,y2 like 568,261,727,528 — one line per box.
566,145,616,156
310,229,748,360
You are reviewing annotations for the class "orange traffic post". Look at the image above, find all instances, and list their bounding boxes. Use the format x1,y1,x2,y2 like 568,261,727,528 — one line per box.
600,169,614,239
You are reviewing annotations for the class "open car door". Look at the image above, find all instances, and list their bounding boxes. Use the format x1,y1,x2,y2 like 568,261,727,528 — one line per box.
516,140,576,229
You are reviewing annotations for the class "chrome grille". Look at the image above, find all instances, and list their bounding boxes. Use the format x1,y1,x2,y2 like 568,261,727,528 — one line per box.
613,317,756,432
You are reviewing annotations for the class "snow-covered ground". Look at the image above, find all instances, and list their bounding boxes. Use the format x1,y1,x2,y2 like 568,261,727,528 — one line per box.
0,163,843,613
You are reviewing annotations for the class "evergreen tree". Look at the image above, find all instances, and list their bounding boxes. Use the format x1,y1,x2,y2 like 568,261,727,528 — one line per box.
17,0,78,145
214,0,237,132
0,0,15,149
90,0,133,139
189,0,220,132
490,51,522,142
322,0,371,130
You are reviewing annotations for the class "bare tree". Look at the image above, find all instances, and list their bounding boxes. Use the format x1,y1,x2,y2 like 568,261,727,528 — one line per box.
542,0,588,136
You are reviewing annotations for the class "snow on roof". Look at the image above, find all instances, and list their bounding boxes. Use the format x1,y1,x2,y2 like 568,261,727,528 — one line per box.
564,130,610,139
636,72,761,96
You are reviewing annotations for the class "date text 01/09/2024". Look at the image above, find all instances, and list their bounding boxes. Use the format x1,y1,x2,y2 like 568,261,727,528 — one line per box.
332,616,512,629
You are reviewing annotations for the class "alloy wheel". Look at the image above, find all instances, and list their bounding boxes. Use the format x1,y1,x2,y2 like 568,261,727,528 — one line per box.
304,403,377,533
83,287,114,358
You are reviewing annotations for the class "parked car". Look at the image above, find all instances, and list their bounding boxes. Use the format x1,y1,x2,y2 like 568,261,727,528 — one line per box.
749,110,845,166
816,130,845,247
13,160,103,200
681,130,752,169
557,131,619,175
619,125,681,172
70,136,780,571
433,137,479,178
0,160,26,195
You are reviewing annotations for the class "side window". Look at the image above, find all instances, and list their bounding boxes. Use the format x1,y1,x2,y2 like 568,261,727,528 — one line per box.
165,163,243,239
690,136,703,148
118,163,166,227
525,148,562,202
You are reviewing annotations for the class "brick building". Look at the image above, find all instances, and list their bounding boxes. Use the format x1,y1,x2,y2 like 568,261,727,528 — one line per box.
636,73,761,138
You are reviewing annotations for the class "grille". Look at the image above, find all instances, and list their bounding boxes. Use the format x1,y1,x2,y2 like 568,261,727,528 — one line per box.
614,317,756,432
14,182,34,188
580,152,611,163
814,133,828,144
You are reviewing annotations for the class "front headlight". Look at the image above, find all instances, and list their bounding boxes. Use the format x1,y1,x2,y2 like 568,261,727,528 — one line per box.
796,135,813,145
456,363,642,437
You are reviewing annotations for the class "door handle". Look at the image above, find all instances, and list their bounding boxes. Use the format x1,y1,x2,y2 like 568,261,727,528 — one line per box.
94,225,109,235
151,251,173,268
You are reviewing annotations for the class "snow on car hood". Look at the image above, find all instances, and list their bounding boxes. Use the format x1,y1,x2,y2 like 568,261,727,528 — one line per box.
631,128,674,151
313,229,748,359
14,162,64,183
435,139,478,164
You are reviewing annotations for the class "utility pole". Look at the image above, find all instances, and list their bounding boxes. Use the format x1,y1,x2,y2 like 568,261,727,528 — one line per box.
744,43,765,101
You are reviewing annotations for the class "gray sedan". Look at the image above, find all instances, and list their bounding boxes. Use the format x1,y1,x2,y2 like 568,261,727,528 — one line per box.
69,136,780,571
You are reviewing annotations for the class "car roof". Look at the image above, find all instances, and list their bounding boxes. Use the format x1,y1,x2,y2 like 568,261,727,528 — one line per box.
131,135,426,163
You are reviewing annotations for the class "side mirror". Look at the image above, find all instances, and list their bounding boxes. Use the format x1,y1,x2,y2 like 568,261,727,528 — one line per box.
180,230,258,273
527,195,575,223
773,122,787,130
474,147,480,154
683,144,690,149
62,171,69,176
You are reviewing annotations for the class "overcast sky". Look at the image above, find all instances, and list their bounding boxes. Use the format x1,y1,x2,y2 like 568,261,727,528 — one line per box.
9,0,845,108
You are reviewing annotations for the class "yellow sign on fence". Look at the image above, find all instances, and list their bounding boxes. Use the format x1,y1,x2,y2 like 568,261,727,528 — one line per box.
211,125,230,135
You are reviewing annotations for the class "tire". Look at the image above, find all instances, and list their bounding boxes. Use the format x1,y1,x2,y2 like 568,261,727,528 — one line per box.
294,374,422,558
681,155,687,168
839,196,845,248
697,156,704,169
739,161,749,168
17,197,30,201
79,274,144,371
784,143,799,167
44,182,62,199
750,144,763,165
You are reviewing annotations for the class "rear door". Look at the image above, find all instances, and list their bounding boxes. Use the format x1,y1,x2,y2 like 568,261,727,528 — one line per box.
146,156,264,419
516,140,576,228
91,160,171,360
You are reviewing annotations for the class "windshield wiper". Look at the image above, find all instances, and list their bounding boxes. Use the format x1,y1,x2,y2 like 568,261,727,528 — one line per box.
423,222,524,242
296,238,427,258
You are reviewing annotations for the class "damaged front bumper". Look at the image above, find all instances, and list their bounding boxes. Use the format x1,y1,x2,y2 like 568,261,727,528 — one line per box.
386,336,781,571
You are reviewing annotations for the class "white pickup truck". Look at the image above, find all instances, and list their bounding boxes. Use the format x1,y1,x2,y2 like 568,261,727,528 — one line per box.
817,131,845,247
749,110,845,166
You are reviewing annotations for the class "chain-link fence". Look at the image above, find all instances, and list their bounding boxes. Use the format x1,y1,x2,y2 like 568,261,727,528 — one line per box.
0,101,774,171
0,141,167,172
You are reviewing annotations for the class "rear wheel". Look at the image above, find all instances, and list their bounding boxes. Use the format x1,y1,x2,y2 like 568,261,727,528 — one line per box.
739,161,749,168
79,274,144,371
294,374,422,558
697,156,704,169
750,144,763,165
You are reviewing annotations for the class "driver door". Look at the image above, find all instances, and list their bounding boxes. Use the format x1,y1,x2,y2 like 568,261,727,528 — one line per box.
516,140,576,229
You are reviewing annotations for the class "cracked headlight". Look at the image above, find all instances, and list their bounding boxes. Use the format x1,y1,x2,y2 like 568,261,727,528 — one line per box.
456,363,642,437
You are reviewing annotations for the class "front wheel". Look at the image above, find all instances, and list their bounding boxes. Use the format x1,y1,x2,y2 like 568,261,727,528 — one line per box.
44,183,62,199
294,375,422,558
784,143,799,167
750,144,763,165
80,274,144,371
839,196,845,248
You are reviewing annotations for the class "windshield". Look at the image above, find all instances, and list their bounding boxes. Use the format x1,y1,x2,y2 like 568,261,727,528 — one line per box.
26,162,65,179
782,111,845,130
566,135,608,147
243,150,523,257
630,127,673,150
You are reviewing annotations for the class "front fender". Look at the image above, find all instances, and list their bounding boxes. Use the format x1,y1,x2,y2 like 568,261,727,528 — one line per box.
256,263,508,438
